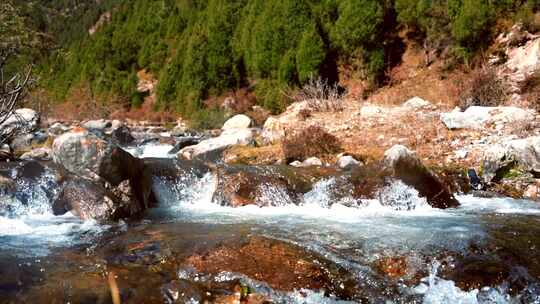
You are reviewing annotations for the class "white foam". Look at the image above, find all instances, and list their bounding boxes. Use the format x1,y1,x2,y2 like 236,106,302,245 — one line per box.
122,144,175,158
456,195,540,214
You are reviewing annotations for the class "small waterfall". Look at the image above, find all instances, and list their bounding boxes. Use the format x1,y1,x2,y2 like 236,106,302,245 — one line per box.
377,180,430,211
0,165,59,218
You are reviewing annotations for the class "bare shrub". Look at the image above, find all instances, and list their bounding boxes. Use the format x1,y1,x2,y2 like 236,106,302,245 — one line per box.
459,68,508,109
0,50,33,144
298,77,345,112
281,125,342,162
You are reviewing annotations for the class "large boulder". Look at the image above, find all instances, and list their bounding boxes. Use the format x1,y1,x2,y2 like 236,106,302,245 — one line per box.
482,136,540,183
0,108,39,136
52,128,142,185
221,114,252,130
51,128,153,220
178,129,254,160
383,145,459,208
440,106,535,130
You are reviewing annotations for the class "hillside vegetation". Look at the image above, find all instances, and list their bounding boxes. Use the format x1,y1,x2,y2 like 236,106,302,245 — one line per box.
18,0,540,125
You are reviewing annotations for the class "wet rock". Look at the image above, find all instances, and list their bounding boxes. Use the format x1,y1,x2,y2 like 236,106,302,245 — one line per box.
0,108,39,135
52,128,143,185
167,137,201,155
213,167,295,207
383,145,459,208
178,129,254,160
0,144,12,161
82,119,111,132
222,114,252,130
110,124,135,145
20,147,51,161
482,136,540,183
54,177,118,220
440,106,535,130
447,256,510,291
376,256,408,279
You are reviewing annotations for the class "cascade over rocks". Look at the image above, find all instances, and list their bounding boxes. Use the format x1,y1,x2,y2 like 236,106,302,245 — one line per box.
383,145,459,209
211,165,354,208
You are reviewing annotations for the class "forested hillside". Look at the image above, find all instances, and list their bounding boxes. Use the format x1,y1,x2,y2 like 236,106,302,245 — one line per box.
16,0,540,124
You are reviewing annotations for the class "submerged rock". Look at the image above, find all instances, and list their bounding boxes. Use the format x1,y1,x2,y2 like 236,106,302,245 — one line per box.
383,145,459,208
181,236,357,298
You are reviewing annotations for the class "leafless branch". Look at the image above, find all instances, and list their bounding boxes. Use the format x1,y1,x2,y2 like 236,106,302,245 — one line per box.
0,51,34,145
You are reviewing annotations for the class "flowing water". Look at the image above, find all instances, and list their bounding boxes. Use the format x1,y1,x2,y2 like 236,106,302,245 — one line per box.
2,146,540,303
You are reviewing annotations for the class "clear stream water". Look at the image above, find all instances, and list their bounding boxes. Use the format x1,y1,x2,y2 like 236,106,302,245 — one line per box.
1,145,540,303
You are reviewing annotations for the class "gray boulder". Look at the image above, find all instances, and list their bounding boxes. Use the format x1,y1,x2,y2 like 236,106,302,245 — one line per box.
482,136,540,183
440,106,535,130
336,155,361,169
178,129,254,160
51,128,141,185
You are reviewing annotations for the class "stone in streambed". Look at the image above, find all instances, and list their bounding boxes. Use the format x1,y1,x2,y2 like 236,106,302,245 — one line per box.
52,128,142,185
383,145,459,208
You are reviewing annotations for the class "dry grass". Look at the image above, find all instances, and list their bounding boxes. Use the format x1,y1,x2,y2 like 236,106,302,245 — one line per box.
364,45,466,109
297,77,345,112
